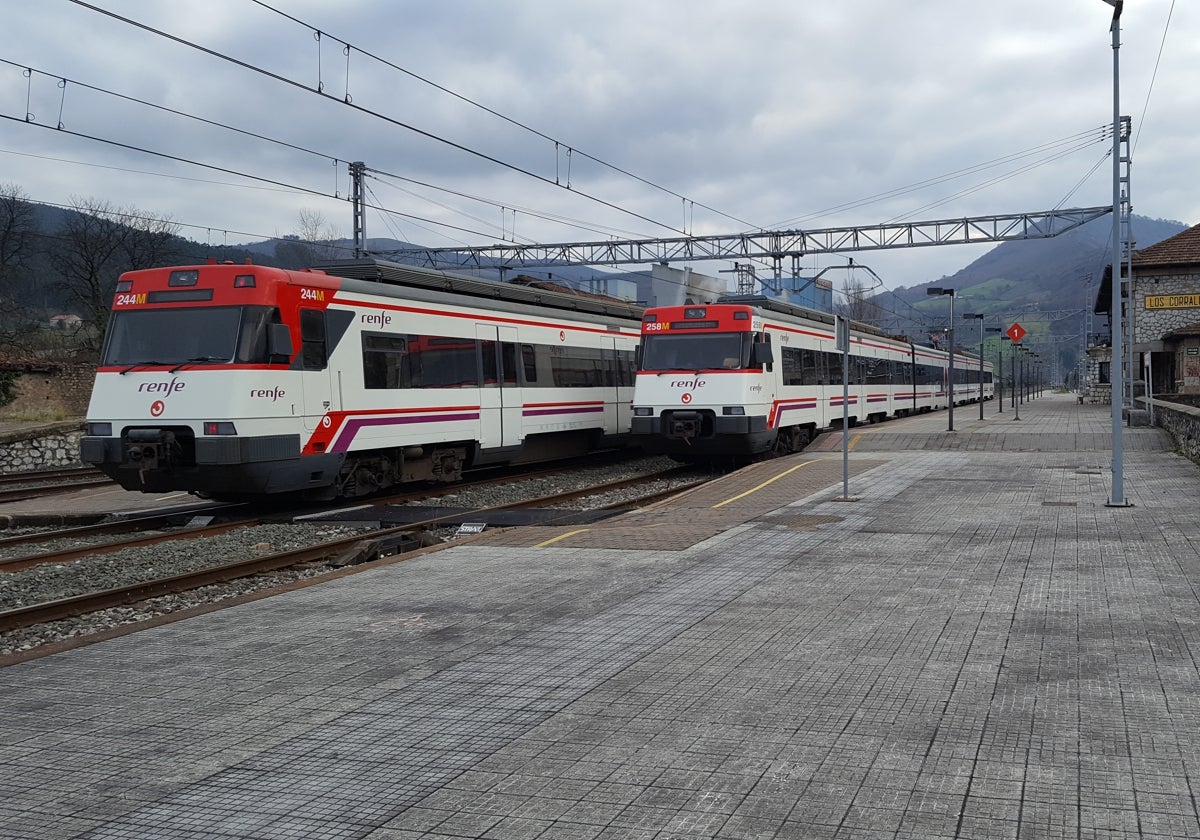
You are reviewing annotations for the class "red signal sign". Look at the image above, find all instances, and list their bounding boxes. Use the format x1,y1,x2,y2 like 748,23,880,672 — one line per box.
1006,322,1027,343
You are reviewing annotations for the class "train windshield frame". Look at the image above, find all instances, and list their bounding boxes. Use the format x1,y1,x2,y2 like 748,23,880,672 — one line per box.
640,332,750,371
101,305,280,366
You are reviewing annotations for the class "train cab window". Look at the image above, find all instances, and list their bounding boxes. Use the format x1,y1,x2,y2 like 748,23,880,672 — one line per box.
234,306,281,363
300,309,327,370
751,332,773,371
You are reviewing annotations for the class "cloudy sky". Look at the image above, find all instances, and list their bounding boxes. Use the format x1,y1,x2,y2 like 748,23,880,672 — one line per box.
2,1,1195,293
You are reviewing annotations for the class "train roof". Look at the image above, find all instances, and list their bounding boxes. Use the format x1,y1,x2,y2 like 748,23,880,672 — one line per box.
319,258,644,322
713,294,890,339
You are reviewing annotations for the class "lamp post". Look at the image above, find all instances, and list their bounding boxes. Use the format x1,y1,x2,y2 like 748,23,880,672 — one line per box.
964,313,985,420
1021,352,1031,403
1103,0,1127,506
927,287,956,431
992,329,1006,413
1013,346,1021,421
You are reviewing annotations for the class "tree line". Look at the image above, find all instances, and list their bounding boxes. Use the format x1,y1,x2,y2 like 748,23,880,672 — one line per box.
0,184,343,362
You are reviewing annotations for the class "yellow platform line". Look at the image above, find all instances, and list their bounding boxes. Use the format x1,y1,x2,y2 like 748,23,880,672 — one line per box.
712,459,821,508
535,528,590,547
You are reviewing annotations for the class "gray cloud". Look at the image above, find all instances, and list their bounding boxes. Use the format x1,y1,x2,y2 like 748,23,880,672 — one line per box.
2,0,1194,290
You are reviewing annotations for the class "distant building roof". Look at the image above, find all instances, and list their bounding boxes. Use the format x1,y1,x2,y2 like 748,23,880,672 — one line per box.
1132,223,1200,267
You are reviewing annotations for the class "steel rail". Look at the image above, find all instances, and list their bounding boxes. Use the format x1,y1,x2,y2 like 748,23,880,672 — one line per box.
0,468,710,634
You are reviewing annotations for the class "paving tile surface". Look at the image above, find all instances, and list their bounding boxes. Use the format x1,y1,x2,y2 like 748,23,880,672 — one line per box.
1,395,1197,839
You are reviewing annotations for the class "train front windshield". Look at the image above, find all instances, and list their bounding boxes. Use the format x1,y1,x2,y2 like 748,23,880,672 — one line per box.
102,306,279,366
640,332,749,371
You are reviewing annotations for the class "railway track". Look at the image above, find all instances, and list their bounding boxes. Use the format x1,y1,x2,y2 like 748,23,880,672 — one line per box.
0,466,102,487
0,457,689,569
0,460,713,658
0,467,113,503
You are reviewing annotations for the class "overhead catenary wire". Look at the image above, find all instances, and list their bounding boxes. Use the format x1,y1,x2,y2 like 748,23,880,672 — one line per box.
66,0,694,239
1,61,662,248
7,2,1161,312
244,0,761,234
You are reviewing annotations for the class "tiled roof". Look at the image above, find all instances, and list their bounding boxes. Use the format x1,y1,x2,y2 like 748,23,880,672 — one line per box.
1133,223,1200,266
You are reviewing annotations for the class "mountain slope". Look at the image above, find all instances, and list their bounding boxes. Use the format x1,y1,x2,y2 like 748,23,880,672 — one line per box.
877,214,1187,382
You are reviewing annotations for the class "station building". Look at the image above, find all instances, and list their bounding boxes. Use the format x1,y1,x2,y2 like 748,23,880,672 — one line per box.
1089,222,1200,402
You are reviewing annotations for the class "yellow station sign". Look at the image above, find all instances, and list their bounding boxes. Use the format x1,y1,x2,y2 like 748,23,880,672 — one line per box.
1146,294,1200,310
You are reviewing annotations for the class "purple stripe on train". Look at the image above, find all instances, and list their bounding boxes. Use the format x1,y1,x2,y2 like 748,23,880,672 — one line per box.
776,401,818,420
523,406,604,417
332,412,480,453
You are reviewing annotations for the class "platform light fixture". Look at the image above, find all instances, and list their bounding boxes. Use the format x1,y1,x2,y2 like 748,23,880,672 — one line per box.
927,287,955,431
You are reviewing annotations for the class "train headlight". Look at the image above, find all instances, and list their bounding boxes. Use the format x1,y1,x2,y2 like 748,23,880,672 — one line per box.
87,422,113,436
722,406,746,416
203,421,238,435
632,407,653,416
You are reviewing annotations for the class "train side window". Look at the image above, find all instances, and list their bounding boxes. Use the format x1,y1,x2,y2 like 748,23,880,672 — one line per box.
781,346,803,386
549,345,605,387
480,339,499,386
300,309,327,370
361,333,407,389
618,348,636,387
501,342,519,385
521,345,537,384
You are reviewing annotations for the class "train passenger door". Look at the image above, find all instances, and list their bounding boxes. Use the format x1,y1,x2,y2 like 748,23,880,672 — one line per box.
299,308,333,431
477,325,523,450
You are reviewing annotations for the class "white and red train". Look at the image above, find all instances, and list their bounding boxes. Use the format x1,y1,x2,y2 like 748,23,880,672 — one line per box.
630,296,993,459
81,259,642,499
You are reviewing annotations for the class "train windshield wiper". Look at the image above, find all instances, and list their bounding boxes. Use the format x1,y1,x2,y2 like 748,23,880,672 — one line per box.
118,361,172,375
170,356,227,372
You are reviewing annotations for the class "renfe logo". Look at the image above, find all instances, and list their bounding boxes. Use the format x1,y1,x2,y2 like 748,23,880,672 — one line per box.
138,379,185,396
250,386,286,401
670,379,707,391
361,312,392,327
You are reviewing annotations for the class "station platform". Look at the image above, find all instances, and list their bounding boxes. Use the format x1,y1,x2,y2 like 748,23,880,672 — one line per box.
3,392,1199,839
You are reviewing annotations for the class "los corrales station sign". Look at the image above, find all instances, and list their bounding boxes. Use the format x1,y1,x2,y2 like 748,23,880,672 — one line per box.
1146,294,1200,310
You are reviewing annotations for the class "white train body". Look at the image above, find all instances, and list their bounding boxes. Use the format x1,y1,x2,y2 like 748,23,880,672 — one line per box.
630,297,993,458
81,259,642,499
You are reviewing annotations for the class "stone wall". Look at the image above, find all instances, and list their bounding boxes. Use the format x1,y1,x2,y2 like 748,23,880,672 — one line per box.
0,364,95,421
1133,266,1200,343
0,422,85,473
1143,397,1200,466
1131,266,1200,393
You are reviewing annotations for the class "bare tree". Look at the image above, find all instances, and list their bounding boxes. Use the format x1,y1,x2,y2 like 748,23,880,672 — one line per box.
0,183,38,350
51,197,182,354
276,209,344,267
838,274,886,326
